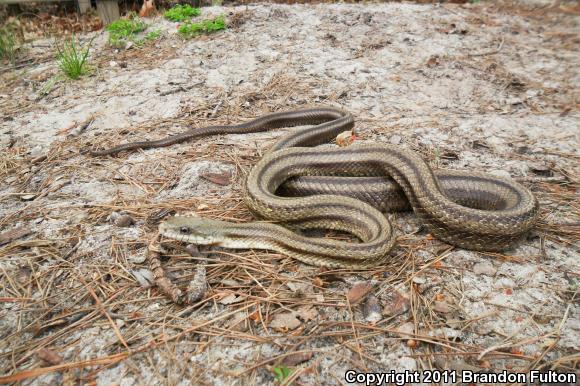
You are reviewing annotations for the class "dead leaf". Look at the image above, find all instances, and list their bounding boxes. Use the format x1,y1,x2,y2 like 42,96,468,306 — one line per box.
227,312,249,332
433,300,452,313
426,55,440,67
312,277,324,288
287,281,311,294
296,305,318,322
383,289,410,317
280,352,314,367
346,281,374,304
218,293,244,305
396,321,415,336
37,348,63,365
336,130,356,147
270,312,301,331
200,172,231,186
411,276,426,285
132,269,155,289
248,310,261,323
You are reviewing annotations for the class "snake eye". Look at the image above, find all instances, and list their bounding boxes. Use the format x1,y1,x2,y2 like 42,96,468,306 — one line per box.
179,226,191,234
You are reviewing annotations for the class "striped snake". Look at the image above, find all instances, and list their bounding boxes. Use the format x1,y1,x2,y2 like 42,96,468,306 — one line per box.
91,107,539,268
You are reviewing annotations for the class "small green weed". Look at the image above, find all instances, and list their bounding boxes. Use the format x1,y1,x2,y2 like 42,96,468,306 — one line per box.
144,29,162,41
56,35,94,80
164,4,201,22
0,24,20,62
178,15,226,39
135,29,162,46
272,366,293,383
106,14,147,47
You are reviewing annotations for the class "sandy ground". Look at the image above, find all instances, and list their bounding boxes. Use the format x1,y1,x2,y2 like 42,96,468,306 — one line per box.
0,1,578,385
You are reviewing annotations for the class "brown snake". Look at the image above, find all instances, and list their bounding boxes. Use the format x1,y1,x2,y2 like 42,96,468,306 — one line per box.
91,107,539,268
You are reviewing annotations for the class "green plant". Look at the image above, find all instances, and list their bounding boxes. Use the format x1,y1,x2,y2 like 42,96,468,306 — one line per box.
164,4,201,22
135,29,162,46
106,14,147,47
144,29,161,41
0,24,19,62
178,15,226,39
272,366,293,383
55,35,94,80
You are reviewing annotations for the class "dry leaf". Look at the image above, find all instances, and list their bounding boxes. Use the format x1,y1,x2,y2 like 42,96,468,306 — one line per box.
426,55,440,67
248,310,261,323
132,269,155,289
219,293,244,305
227,312,249,332
37,348,63,365
434,293,445,301
396,322,415,336
312,277,324,288
296,305,318,322
433,300,452,313
270,312,301,331
200,172,231,186
336,130,356,147
287,281,311,293
346,281,374,304
383,290,410,317
280,352,314,367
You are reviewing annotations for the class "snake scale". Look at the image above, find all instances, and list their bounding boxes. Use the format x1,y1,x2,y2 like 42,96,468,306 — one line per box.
90,107,539,268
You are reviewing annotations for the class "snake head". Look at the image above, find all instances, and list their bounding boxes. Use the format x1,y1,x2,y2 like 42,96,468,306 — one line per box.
159,215,227,245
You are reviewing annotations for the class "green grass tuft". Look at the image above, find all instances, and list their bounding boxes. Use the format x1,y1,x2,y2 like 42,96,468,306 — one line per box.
55,35,94,80
178,15,226,39
134,29,162,47
106,14,147,47
164,4,201,22
0,24,20,62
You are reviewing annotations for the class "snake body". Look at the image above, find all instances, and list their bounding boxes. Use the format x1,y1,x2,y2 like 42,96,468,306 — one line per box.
91,107,539,268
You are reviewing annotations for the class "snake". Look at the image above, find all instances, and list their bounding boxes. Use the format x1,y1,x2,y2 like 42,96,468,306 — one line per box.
90,107,539,268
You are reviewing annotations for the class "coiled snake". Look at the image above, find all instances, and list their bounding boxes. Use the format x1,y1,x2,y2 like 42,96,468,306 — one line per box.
91,107,539,268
